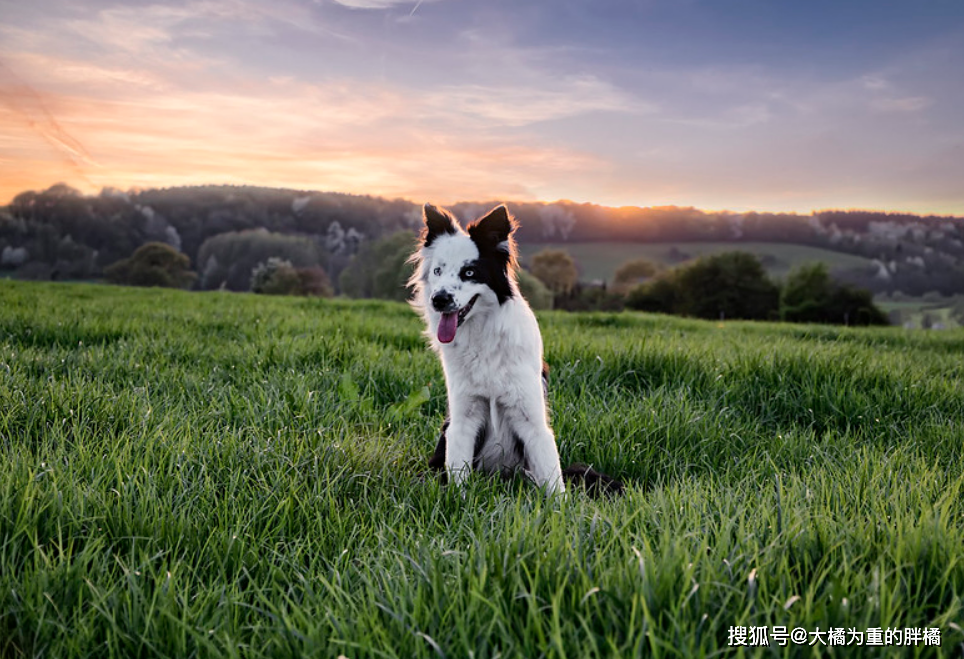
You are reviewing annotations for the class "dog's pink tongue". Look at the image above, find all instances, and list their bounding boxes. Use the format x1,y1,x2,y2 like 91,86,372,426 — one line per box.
437,312,458,344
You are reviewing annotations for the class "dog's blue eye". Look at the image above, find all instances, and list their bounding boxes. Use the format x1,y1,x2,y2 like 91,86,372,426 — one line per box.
464,270,474,278
433,267,441,276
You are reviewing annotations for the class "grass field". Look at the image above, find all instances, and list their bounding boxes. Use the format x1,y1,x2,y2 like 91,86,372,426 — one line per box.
877,298,964,330
2,280,963,658
518,242,875,284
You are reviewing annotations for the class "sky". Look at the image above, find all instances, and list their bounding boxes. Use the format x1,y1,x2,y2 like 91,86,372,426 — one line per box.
1,0,963,215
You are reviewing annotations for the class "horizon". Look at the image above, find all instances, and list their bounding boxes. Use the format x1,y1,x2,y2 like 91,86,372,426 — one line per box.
7,180,964,221
2,1,963,215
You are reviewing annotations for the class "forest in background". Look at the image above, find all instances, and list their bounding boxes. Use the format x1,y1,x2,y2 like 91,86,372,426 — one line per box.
2,183,963,299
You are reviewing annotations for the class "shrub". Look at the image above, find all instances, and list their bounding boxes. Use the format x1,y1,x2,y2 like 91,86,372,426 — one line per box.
251,258,333,297
197,229,322,291
104,242,196,289
339,232,416,301
251,258,300,295
529,249,578,295
673,252,779,320
611,258,661,294
296,266,334,297
782,263,888,326
516,269,553,310
625,275,679,314
516,270,552,309
780,262,833,322
554,284,625,312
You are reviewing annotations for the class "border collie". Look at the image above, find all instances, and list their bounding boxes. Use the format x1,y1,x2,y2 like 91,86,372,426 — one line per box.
408,203,623,497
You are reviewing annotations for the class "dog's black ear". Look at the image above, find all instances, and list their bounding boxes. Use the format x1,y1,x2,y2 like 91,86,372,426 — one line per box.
422,204,458,247
468,204,514,251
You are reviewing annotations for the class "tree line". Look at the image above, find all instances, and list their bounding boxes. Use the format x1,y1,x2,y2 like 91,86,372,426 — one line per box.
2,183,961,308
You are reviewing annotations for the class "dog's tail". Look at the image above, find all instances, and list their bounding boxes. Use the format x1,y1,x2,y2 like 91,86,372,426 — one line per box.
562,463,624,498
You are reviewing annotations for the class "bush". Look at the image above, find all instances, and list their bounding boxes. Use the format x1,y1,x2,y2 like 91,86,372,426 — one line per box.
296,267,334,297
339,232,416,301
780,262,833,322
782,263,888,326
828,285,888,326
104,242,196,289
673,252,779,320
625,275,679,313
516,269,553,310
529,249,578,295
611,258,661,294
554,284,625,312
251,258,300,295
197,229,322,291
251,258,333,297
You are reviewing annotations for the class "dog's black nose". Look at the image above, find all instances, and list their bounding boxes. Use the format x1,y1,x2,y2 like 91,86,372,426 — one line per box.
431,291,455,312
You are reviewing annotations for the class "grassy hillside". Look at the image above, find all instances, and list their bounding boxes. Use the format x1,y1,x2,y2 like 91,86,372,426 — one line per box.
519,241,875,284
1,281,963,657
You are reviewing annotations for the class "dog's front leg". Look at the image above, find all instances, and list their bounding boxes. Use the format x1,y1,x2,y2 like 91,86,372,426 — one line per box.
504,393,565,495
444,422,475,486
444,400,486,486
522,428,565,495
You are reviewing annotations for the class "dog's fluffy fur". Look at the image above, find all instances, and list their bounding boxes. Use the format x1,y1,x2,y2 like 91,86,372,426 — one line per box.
409,203,623,497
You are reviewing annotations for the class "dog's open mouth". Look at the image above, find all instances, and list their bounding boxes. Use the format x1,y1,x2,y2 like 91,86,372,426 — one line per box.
437,294,479,344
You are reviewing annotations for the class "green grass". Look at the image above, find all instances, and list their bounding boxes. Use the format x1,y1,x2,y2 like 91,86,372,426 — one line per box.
1,280,963,658
518,242,875,284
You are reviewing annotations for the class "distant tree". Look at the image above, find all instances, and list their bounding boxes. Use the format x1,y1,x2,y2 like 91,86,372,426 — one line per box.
4,181,964,300
530,249,578,295
251,258,334,297
782,262,888,325
612,258,661,294
828,285,888,326
251,258,301,295
673,252,779,320
1,245,29,269
104,242,196,289
780,263,834,322
554,283,625,312
339,231,415,300
296,267,334,297
251,257,332,297
196,229,322,291
54,235,97,280
624,275,679,314
516,269,553,310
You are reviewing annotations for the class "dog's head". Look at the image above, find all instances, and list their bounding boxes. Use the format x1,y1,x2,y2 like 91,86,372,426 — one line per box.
408,203,518,345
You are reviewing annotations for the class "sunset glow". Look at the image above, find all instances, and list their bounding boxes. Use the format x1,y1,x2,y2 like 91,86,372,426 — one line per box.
1,0,963,214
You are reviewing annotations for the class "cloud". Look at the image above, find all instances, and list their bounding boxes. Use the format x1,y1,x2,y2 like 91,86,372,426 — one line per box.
0,49,608,204
861,75,890,91
425,75,651,127
0,0,352,66
0,61,97,182
0,0,961,214
329,0,441,9
871,96,933,113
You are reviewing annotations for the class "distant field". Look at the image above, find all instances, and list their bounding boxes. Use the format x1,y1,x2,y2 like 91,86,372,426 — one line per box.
2,281,963,657
878,296,964,329
519,241,875,283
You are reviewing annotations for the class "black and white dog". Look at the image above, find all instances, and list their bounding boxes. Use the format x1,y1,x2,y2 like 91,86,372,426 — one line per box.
409,203,622,496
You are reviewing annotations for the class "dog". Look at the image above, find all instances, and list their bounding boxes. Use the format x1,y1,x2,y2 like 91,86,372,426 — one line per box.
408,203,623,497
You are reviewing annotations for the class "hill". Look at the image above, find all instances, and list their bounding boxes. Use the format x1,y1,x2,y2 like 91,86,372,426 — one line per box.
519,241,876,284
2,280,963,656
